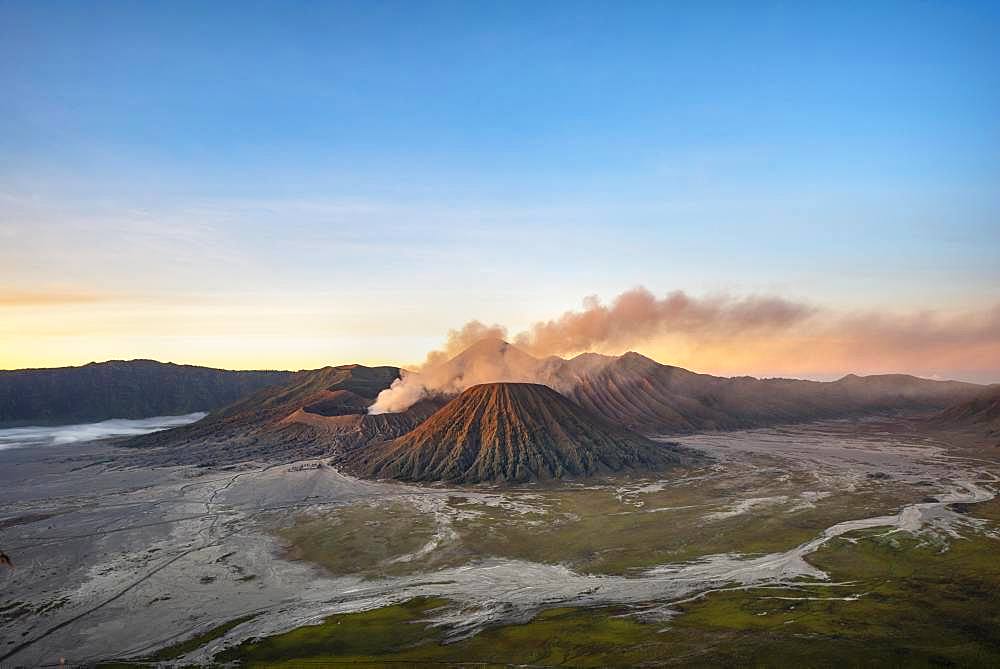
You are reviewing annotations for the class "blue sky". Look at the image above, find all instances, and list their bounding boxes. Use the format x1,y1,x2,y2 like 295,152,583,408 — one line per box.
1,1,999,377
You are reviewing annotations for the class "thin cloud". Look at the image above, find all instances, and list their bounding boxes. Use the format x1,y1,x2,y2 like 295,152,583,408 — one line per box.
0,290,112,307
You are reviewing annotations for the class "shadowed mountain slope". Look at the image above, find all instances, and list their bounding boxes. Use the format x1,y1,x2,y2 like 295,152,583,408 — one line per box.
342,382,687,484
368,340,983,435
0,360,291,427
123,341,985,466
127,364,440,464
930,386,1000,446
563,351,984,434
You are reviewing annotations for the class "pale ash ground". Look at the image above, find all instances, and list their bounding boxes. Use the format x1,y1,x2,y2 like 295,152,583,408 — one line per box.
0,418,997,666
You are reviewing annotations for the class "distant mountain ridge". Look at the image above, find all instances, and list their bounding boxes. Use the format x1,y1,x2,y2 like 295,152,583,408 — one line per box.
341,382,688,483
930,386,1000,446
0,360,292,427
368,339,984,435
372,338,984,434
124,340,988,467
561,351,984,434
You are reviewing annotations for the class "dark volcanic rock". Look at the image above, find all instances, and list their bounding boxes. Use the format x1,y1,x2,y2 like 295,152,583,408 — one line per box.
342,382,688,484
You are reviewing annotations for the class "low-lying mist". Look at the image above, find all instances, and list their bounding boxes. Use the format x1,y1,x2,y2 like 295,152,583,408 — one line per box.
0,413,207,450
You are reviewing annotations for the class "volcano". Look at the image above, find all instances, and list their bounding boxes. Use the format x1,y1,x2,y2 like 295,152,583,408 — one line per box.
369,340,984,434
127,364,441,464
127,340,986,467
342,382,686,483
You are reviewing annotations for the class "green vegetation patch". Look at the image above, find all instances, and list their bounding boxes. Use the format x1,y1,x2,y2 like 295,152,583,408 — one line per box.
450,474,915,575
215,597,452,666
217,495,1000,667
277,501,440,578
667,524,1000,666
959,492,1000,521
216,598,702,667
149,613,259,661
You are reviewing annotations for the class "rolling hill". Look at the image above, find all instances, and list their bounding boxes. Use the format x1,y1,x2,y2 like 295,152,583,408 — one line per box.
0,360,291,427
930,386,1000,446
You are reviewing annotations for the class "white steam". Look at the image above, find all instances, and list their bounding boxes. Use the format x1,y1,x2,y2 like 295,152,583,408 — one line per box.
368,287,814,415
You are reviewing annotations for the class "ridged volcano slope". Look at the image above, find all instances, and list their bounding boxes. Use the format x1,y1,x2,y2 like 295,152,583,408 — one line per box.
0,360,290,427
127,364,440,465
564,352,984,434
343,382,686,484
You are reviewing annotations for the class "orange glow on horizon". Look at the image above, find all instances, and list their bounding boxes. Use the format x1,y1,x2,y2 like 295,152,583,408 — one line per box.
2,293,998,383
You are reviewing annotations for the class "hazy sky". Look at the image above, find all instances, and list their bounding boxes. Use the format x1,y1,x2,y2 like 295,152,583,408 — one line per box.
2,2,999,381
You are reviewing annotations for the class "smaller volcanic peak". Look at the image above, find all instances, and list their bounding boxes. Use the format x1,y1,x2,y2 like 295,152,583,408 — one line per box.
343,382,686,484
126,364,440,464
425,338,548,389
447,337,531,364
367,338,557,414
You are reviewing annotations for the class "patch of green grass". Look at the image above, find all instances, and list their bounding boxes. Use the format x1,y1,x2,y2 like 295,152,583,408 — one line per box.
216,598,697,667
667,519,1000,665
148,613,259,661
451,476,915,575
215,598,451,666
217,495,1000,667
277,501,440,578
961,493,1000,521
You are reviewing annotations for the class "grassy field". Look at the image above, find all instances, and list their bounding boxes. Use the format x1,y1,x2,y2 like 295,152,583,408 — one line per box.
669,526,1000,665
216,512,1000,667
448,476,916,575
275,465,918,580
207,489,1000,667
275,501,441,578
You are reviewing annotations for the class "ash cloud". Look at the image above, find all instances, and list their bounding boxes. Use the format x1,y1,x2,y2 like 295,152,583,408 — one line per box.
420,320,510,369
513,287,815,357
369,288,816,413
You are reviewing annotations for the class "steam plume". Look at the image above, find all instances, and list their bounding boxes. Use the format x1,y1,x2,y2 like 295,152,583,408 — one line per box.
369,288,816,413
513,288,814,356
369,287,1000,414
420,320,509,369
367,321,512,414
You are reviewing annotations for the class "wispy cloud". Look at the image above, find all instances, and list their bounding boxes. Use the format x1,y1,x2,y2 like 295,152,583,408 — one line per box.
0,290,112,307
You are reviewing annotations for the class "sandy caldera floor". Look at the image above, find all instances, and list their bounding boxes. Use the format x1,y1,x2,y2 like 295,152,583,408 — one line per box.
1,417,998,666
